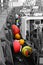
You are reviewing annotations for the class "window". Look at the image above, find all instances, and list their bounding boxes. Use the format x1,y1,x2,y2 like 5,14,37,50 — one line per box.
35,20,40,25
42,28,43,32
41,20,43,24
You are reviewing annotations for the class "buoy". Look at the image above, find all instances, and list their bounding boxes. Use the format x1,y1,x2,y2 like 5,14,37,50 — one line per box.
23,49,29,56
15,34,21,39
19,39,25,45
22,46,32,57
11,24,20,35
13,40,20,53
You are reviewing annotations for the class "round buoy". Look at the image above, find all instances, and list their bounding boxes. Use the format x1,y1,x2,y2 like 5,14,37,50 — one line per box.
19,39,25,45
22,46,32,57
11,24,20,35
13,40,20,53
23,49,29,56
15,34,21,39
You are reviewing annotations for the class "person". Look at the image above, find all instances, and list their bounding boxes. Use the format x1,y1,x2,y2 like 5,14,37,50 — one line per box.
15,14,21,28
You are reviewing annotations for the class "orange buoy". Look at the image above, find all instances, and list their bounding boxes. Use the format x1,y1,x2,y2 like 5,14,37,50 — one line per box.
15,34,21,39
13,40,20,53
19,39,25,45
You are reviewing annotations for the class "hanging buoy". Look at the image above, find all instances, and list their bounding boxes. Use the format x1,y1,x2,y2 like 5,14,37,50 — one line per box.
19,39,25,45
13,40,20,53
15,34,21,39
22,46,32,57
11,24,20,35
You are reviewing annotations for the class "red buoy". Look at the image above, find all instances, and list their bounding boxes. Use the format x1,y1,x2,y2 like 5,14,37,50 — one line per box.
13,40,20,53
11,24,20,35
